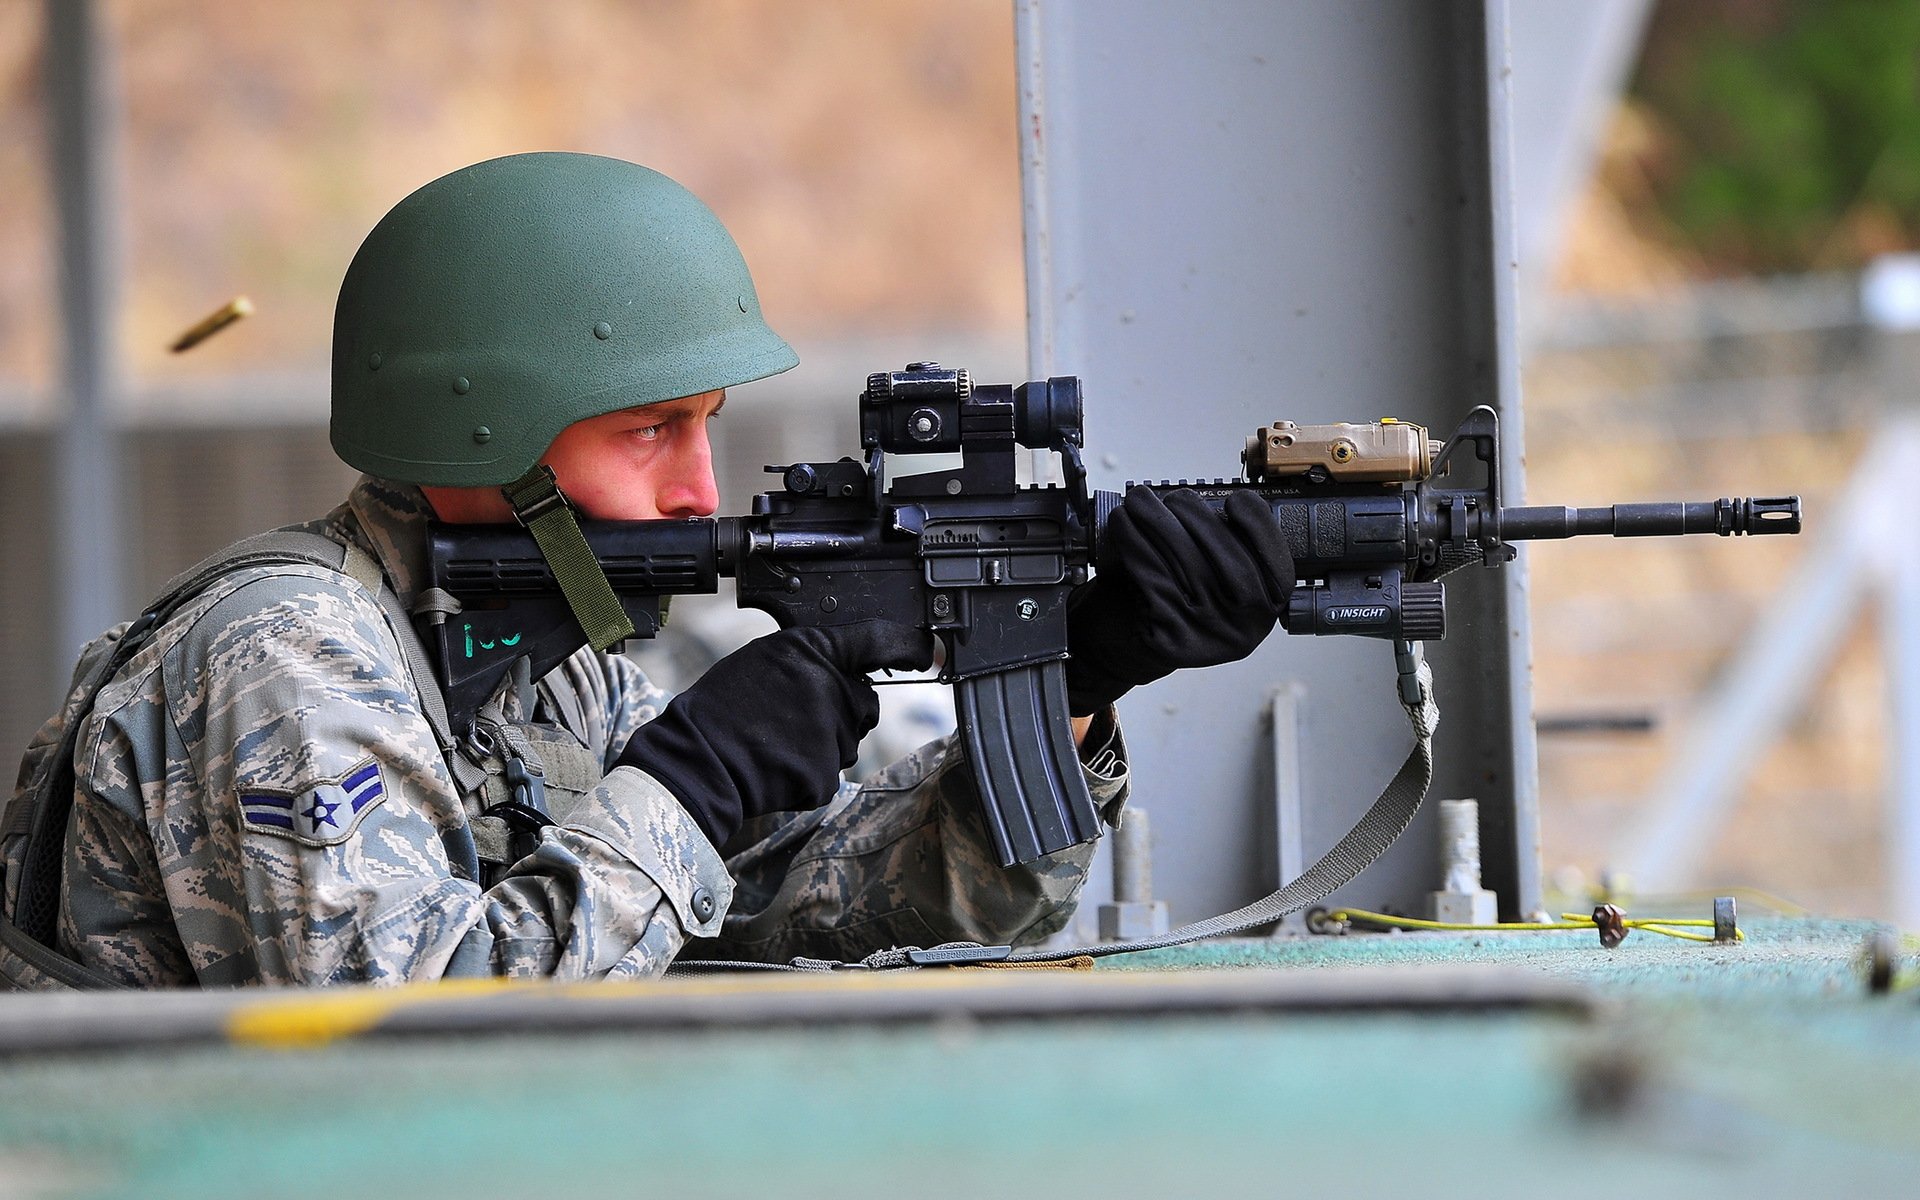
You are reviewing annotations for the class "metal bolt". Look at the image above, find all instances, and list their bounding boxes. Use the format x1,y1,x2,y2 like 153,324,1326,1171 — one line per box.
453,376,471,395
1439,799,1483,893
1592,904,1629,949
472,427,492,444
1113,809,1152,902
1098,809,1169,941
1712,896,1738,944
1429,798,1497,924
1866,929,1899,993
593,321,613,340
366,352,383,371
1017,598,1039,621
908,408,942,441
931,593,953,620
945,479,963,495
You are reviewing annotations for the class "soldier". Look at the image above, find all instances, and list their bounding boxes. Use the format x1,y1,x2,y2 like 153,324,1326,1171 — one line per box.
2,153,1293,988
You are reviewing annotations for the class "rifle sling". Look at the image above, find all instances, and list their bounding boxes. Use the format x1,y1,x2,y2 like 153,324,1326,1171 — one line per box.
502,466,636,652
1008,653,1436,964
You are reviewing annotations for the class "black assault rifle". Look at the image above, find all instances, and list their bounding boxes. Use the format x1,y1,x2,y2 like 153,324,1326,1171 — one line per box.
424,363,1802,867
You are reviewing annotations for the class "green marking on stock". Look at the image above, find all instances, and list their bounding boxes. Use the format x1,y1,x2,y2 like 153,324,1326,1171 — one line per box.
462,624,522,658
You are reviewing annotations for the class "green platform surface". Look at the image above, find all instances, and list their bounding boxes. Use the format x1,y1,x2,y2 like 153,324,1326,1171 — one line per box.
1,918,1915,1200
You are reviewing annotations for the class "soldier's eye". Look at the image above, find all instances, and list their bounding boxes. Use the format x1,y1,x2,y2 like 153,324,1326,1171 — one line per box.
633,423,665,442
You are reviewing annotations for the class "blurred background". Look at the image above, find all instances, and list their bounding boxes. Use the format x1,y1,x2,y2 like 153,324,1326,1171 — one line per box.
3,0,1918,918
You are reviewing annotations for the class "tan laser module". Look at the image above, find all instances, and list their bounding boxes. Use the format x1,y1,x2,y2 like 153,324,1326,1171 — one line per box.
1241,418,1444,484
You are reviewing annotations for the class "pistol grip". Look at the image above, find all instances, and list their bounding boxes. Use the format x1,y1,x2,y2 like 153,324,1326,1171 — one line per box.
955,660,1103,867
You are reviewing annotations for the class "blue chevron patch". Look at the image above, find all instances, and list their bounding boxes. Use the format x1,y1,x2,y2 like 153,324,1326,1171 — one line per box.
239,758,387,847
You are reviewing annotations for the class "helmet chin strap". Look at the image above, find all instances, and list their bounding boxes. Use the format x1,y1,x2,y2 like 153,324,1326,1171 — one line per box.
501,464,636,651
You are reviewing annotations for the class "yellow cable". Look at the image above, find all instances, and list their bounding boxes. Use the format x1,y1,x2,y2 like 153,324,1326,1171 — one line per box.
1327,909,1587,932
1327,907,1742,943
1628,925,1717,944
1555,912,1739,943
1554,915,1714,927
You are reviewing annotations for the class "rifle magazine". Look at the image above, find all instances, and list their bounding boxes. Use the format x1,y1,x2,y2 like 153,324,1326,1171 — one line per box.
955,661,1102,866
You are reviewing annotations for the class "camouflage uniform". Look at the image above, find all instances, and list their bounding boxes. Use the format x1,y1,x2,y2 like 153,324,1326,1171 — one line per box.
55,478,1129,987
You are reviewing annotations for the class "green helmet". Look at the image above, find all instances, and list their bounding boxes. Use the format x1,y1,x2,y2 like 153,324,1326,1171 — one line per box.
331,152,797,486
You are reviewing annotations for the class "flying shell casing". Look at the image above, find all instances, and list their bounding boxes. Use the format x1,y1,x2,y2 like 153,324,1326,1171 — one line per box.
168,295,254,353
1242,418,1441,483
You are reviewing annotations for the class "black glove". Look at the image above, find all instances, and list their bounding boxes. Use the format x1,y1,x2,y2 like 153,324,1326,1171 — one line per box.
1064,486,1295,716
615,620,934,848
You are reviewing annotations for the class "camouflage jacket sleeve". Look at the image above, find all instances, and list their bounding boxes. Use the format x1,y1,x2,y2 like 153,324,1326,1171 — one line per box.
60,566,729,987
695,712,1129,964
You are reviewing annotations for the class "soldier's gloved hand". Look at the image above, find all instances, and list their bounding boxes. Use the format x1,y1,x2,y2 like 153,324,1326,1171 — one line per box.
1064,486,1295,716
614,620,935,848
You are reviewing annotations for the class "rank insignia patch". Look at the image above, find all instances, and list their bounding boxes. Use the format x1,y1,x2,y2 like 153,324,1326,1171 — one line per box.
239,759,387,847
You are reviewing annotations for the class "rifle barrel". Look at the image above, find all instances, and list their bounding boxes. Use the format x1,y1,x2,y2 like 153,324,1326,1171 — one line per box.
1500,496,1800,540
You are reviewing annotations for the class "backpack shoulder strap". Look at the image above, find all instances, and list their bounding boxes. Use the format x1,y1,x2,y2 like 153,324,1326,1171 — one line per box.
1,527,448,987
152,528,455,754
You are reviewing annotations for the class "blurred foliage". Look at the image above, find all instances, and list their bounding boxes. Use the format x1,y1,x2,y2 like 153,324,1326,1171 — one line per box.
1630,0,1920,273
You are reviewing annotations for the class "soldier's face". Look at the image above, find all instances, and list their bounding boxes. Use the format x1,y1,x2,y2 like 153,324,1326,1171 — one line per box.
537,390,725,520
422,390,724,523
